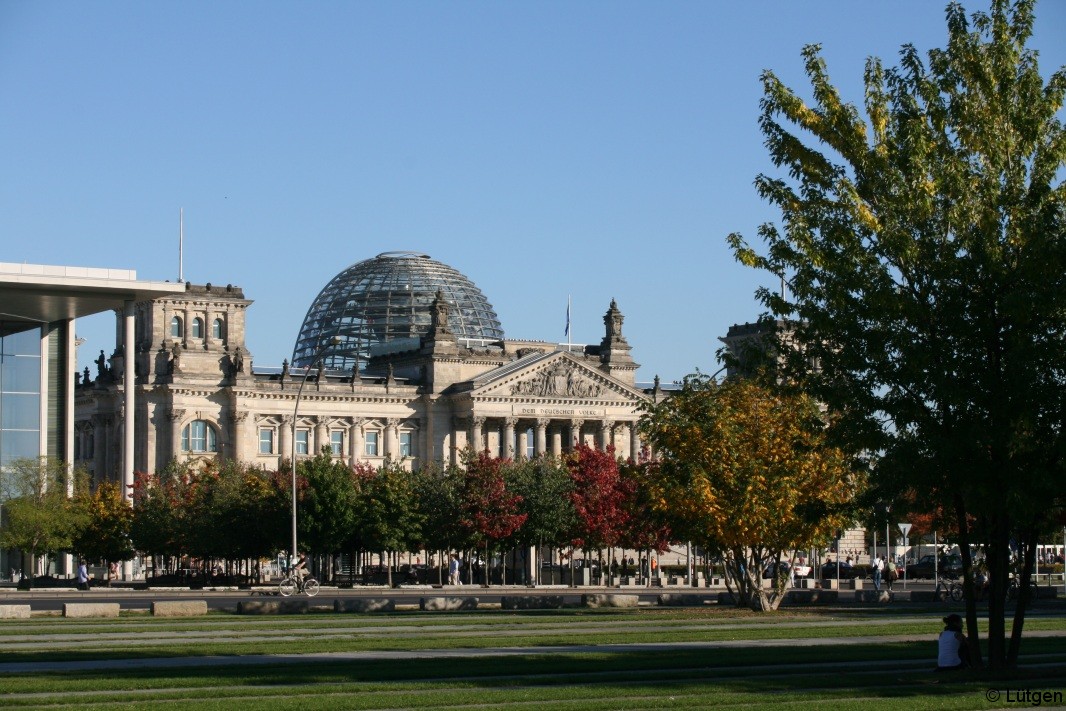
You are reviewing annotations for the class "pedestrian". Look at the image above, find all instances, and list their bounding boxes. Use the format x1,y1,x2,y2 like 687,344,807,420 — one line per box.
449,554,461,586
76,560,90,591
936,614,970,671
886,558,897,590
872,555,884,591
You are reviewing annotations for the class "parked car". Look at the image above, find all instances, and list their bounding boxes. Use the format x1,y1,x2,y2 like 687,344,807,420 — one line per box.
762,561,813,579
820,561,855,579
905,554,963,579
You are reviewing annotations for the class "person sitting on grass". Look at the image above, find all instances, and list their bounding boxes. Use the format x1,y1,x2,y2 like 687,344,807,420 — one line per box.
936,614,970,671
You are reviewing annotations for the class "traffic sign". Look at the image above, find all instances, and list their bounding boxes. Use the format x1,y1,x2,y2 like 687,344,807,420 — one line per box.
898,522,912,539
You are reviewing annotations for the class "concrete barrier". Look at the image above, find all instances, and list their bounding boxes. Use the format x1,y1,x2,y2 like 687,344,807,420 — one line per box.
151,600,208,617
500,595,566,610
781,589,839,605
854,590,894,603
420,596,479,611
237,600,310,614
334,598,395,613
583,594,639,608
657,593,713,607
0,605,31,619
64,603,120,618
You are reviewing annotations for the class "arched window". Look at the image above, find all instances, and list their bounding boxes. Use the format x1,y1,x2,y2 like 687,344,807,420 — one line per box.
181,420,217,453
191,317,204,338
170,316,184,338
212,318,224,340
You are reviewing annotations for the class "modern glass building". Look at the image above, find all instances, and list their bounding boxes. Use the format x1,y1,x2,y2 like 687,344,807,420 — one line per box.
292,252,505,370
0,263,180,578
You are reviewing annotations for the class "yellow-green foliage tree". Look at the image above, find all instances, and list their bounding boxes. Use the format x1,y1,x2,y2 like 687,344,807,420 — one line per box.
71,480,134,579
641,375,861,610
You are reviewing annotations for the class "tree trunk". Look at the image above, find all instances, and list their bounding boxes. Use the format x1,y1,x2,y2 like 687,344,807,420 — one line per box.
953,491,983,668
1007,524,1038,666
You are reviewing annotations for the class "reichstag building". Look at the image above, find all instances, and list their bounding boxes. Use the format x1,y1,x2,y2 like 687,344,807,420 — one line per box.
74,252,660,475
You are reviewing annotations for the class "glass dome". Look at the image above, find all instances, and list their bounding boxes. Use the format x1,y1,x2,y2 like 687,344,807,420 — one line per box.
292,252,505,370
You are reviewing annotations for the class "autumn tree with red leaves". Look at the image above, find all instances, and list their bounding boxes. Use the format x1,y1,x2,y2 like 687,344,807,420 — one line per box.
455,451,526,585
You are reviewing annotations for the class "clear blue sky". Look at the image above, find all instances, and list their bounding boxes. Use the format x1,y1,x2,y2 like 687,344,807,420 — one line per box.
2,1,1063,382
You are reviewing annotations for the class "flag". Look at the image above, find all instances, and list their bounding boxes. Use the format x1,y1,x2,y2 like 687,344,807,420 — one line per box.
564,297,570,339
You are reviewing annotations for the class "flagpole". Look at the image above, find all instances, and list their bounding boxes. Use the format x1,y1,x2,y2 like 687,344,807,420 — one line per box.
179,208,184,283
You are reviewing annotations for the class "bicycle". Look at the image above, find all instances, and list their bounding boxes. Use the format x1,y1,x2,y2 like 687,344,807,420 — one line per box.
1006,575,1036,602
935,579,964,602
278,574,320,597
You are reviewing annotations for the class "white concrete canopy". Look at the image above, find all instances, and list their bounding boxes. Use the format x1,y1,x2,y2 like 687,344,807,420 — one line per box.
0,263,180,323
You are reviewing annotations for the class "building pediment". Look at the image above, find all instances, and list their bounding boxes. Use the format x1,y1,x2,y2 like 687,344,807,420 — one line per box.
468,351,645,405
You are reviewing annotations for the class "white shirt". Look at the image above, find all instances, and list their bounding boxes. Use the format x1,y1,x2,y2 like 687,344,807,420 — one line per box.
938,630,964,668
874,558,884,571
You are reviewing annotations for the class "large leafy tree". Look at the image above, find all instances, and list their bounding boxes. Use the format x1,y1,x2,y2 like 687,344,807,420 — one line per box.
299,449,359,557
640,376,859,610
566,445,631,561
356,458,422,587
455,451,526,585
728,0,1064,664
71,480,134,576
0,457,88,581
506,457,575,583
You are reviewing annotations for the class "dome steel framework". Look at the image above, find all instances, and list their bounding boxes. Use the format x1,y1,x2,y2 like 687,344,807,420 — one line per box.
292,252,505,370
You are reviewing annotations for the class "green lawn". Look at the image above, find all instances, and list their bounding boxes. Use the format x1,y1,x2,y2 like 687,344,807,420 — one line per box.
1,605,1063,709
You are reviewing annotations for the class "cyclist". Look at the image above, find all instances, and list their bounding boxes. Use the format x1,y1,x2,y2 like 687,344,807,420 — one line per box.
292,555,309,588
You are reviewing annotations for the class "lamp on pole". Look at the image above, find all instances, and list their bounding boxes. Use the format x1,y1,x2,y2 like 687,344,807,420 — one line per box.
290,337,339,571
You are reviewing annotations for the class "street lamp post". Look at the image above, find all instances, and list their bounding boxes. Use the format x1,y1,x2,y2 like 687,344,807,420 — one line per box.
290,338,339,571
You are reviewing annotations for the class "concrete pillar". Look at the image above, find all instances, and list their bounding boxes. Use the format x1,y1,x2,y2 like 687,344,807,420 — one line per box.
631,426,643,461
550,424,562,457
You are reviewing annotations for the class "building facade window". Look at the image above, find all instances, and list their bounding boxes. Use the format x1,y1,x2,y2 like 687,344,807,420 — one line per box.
0,323,42,464
212,318,224,340
364,430,379,457
191,317,204,338
170,316,183,338
399,431,413,457
525,427,535,458
295,429,309,455
330,430,344,456
181,420,217,453
258,428,274,454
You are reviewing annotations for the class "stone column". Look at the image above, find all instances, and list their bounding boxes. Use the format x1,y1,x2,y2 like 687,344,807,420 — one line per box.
535,418,549,457
314,416,328,456
568,419,584,451
182,307,192,349
550,424,563,457
385,418,399,458
599,419,613,452
615,422,631,460
451,417,467,466
168,409,185,460
279,415,293,469
631,426,643,462
348,418,364,466
503,418,517,459
517,425,530,460
471,416,485,453
231,410,248,462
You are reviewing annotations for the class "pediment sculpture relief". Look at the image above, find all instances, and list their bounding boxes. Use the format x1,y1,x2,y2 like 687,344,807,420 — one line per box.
510,361,602,398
